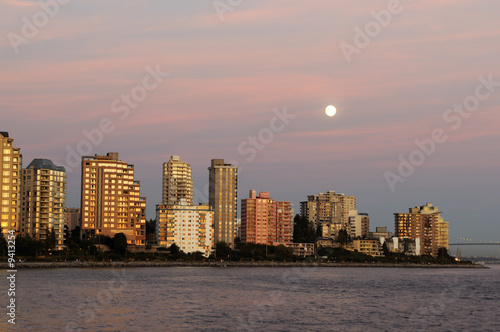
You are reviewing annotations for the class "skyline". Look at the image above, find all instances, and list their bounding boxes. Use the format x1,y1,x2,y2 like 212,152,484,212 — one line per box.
2,0,499,256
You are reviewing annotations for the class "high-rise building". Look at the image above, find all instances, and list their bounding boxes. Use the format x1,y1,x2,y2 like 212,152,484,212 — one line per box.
208,159,238,246
64,207,81,231
241,190,293,245
348,210,369,239
156,199,214,257
162,155,193,205
394,202,449,257
0,132,21,235
300,191,356,239
20,159,66,250
81,153,146,246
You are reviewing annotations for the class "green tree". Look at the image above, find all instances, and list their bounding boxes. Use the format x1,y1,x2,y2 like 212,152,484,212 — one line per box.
382,241,389,257
44,226,56,251
71,226,81,243
63,225,71,245
15,234,43,257
337,229,350,246
293,214,316,243
112,233,128,256
273,245,294,262
0,226,7,257
50,227,57,249
169,243,180,255
215,241,232,259
96,234,113,248
145,219,155,235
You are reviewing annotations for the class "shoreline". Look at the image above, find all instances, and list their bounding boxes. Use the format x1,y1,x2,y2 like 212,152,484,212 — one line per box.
1,261,488,269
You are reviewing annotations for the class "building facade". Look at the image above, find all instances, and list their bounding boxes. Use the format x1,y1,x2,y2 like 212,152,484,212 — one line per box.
286,243,315,257
64,207,81,231
156,199,214,257
370,226,393,241
241,190,293,246
81,153,146,246
0,132,21,234
208,159,238,246
348,210,369,238
300,191,356,239
20,159,66,250
162,155,193,205
394,203,449,257
347,239,382,257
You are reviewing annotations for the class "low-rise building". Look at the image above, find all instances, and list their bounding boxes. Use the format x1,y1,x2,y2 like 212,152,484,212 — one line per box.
346,239,382,257
384,237,420,256
286,243,315,257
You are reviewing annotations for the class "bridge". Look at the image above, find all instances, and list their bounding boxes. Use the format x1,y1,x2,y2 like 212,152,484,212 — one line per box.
449,237,500,246
449,243,500,246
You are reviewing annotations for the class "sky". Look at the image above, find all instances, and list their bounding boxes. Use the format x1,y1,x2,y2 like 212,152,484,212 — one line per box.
1,0,499,256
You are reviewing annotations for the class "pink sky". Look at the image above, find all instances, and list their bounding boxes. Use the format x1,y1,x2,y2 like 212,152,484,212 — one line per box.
1,0,499,255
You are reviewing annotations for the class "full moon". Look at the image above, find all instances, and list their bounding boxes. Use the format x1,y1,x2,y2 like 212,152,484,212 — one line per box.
325,105,337,117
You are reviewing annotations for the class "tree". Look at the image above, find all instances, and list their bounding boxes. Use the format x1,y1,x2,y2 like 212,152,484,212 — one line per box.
382,241,389,257
0,226,7,257
438,247,453,262
96,234,113,248
273,245,294,262
112,233,128,256
215,241,232,259
337,229,350,246
146,219,156,245
44,226,56,251
169,243,180,255
15,234,43,257
293,214,316,243
50,227,57,249
63,225,71,245
71,226,81,243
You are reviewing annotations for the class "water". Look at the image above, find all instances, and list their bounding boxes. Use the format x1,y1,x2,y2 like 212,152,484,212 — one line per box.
1,265,499,331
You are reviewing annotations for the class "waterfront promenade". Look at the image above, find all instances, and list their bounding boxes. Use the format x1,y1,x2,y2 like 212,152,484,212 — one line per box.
2,261,487,269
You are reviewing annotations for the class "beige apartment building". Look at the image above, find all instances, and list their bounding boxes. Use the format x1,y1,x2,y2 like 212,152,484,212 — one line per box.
300,191,356,239
81,153,146,246
394,202,449,257
156,199,214,257
20,159,66,250
0,132,21,234
162,155,193,205
346,239,382,257
348,210,370,239
208,159,238,246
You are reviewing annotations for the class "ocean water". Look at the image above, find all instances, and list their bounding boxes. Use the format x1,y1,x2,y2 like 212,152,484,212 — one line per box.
1,265,499,331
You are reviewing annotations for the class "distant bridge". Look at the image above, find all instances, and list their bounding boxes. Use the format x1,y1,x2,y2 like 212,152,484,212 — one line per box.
449,243,500,246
